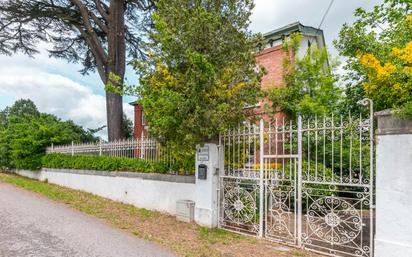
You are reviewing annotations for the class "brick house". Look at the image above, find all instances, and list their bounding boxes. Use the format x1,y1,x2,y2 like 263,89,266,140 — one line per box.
130,22,326,139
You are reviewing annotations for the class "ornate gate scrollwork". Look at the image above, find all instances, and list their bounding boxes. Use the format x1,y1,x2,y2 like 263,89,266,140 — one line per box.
306,196,362,245
219,99,374,257
220,178,260,234
266,183,296,244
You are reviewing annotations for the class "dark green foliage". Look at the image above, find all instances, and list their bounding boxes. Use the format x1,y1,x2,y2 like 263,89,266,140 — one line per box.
42,153,194,175
8,99,40,118
339,83,369,117
0,99,100,170
122,113,134,139
0,108,8,129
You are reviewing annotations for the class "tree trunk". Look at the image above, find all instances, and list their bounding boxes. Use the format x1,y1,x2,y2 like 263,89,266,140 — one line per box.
106,0,126,141
106,92,123,141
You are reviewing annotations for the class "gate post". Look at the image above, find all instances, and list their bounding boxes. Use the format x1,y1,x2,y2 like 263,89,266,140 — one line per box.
259,119,264,238
375,110,412,257
194,143,220,228
99,139,102,156
71,141,74,156
297,115,303,247
140,133,145,159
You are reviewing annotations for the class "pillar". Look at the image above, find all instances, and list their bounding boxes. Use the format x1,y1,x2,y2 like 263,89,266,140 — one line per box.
375,109,412,257
194,143,220,228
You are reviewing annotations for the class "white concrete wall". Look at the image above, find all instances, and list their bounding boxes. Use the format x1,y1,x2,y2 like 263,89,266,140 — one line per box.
14,169,46,181
14,169,196,216
375,133,412,257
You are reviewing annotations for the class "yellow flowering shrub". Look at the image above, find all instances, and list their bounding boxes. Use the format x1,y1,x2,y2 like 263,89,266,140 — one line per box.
357,36,411,113
392,41,412,66
335,3,412,116
358,53,396,80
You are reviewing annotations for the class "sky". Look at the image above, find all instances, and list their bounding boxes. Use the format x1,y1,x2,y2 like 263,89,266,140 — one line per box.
0,0,383,138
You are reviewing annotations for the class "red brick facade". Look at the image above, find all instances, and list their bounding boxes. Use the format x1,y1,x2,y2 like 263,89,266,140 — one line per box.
256,45,286,91
133,104,146,139
254,44,288,121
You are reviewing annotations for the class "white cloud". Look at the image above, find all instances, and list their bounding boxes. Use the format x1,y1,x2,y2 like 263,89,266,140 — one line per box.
0,65,134,139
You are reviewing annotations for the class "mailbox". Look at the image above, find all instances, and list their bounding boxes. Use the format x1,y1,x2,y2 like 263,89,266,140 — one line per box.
198,164,207,180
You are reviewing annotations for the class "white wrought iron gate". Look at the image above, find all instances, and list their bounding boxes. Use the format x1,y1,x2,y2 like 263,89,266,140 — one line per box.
218,99,375,257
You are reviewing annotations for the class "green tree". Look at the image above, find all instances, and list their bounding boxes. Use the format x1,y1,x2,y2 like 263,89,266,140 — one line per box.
63,120,103,142
0,111,11,168
0,99,100,170
0,0,155,141
8,99,40,118
5,114,78,169
122,113,134,139
267,33,342,118
0,99,40,128
334,0,412,116
84,112,133,139
135,0,263,152
0,107,9,129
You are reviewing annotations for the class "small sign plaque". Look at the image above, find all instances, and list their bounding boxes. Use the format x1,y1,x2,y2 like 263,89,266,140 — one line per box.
197,146,209,161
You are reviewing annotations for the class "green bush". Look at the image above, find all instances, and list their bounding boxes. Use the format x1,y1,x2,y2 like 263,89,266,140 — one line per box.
42,153,194,175
0,99,100,170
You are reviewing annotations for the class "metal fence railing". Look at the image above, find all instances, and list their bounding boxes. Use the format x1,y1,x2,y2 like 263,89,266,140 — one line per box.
46,136,175,163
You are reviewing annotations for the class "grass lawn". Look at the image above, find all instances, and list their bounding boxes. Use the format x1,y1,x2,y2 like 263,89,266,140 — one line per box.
0,172,319,257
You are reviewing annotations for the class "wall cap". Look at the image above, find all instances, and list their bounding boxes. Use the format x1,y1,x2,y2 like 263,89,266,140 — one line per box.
374,109,398,117
42,168,195,184
375,109,412,135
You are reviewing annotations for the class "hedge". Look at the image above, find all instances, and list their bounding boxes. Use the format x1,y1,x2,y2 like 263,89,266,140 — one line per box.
42,153,194,175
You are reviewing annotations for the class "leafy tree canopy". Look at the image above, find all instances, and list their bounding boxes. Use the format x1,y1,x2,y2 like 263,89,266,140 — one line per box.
267,33,342,118
8,99,40,118
0,99,100,170
0,99,40,128
334,0,412,116
134,0,264,152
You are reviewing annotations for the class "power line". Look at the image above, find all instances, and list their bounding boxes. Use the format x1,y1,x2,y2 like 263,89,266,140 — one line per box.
317,0,335,31
308,0,335,47
306,0,335,73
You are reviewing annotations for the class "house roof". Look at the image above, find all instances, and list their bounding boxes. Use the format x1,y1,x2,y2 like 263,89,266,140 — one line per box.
263,21,324,41
259,22,327,53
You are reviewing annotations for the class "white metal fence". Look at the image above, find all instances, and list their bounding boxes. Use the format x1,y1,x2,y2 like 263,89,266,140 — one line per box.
47,136,175,163
218,99,375,257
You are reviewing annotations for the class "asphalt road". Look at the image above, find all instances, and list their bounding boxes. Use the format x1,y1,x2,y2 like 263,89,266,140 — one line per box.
0,182,175,257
